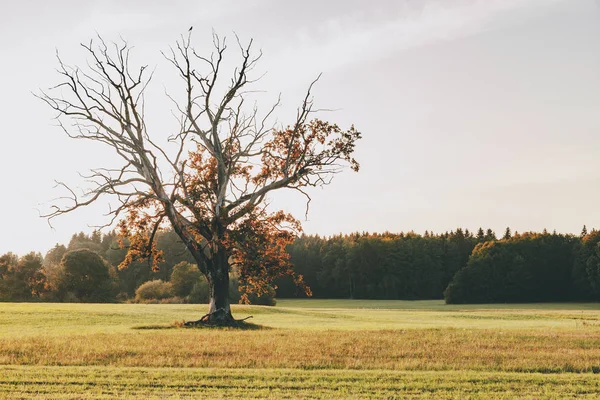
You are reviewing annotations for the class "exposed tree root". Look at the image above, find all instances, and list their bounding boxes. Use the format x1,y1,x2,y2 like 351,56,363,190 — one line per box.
183,308,254,328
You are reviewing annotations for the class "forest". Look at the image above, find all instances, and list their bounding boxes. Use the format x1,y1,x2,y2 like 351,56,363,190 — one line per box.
2,226,599,304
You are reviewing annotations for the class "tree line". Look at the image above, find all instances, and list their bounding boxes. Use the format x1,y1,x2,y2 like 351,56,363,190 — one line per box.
277,228,480,300
277,226,600,303
2,231,232,304
2,226,600,304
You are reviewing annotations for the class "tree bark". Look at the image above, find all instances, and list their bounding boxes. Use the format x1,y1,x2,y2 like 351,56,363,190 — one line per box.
205,246,233,324
208,269,231,315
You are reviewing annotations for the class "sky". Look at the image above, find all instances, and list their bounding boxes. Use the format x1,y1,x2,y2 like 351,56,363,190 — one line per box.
0,0,599,255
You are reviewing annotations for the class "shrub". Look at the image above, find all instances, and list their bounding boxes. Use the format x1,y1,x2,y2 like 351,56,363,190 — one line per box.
55,249,117,303
170,262,201,297
188,278,210,304
62,291,80,303
246,285,277,306
115,292,129,302
135,280,173,302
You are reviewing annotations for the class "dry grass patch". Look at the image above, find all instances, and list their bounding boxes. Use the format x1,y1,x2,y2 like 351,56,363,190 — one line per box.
2,328,600,372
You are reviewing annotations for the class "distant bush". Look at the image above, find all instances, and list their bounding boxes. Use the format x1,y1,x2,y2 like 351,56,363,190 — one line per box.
188,278,210,304
115,292,129,302
135,280,173,302
170,262,201,298
53,249,117,303
62,292,80,303
246,285,277,306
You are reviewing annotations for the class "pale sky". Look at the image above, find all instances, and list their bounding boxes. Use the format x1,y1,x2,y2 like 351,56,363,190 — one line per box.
1,0,599,255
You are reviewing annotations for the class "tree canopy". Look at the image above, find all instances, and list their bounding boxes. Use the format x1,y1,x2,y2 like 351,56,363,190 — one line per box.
38,32,361,324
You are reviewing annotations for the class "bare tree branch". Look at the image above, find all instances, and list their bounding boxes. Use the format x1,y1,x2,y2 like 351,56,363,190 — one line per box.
38,32,360,323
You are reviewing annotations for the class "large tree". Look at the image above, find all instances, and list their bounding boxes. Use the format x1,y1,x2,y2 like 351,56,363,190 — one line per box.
54,249,117,303
38,33,361,325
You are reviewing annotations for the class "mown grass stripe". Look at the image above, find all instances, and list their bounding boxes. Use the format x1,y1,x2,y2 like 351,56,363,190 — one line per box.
1,366,600,399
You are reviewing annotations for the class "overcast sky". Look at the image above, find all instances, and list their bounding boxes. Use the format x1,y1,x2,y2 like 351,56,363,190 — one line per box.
1,0,599,255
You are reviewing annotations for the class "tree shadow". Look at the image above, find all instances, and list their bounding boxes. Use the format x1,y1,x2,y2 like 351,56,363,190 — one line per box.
174,320,270,330
131,324,177,330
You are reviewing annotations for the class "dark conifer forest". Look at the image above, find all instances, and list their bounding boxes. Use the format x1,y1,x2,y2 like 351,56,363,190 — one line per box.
1,226,599,304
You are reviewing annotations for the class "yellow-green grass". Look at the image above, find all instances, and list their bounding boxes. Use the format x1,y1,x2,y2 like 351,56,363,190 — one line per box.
2,300,600,398
2,366,600,399
3,301,600,336
3,327,600,372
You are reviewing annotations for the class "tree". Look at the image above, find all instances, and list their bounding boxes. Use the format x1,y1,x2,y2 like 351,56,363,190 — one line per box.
67,232,103,254
38,33,361,325
0,253,18,301
444,233,575,304
55,249,117,303
572,230,600,300
484,229,496,241
44,244,67,267
503,227,512,240
0,252,46,301
476,228,485,242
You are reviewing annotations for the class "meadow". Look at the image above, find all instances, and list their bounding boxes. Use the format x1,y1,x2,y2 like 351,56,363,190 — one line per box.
1,300,600,398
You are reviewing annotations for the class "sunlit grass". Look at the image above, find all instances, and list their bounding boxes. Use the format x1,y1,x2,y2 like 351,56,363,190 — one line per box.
3,327,600,372
2,366,600,399
2,301,600,337
2,300,600,398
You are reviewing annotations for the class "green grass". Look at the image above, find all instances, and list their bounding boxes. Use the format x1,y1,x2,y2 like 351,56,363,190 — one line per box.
1,300,600,398
2,300,600,336
2,366,600,399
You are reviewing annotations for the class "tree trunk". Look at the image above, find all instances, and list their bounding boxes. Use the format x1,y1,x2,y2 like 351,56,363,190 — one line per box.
205,248,234,324
208,270,231,315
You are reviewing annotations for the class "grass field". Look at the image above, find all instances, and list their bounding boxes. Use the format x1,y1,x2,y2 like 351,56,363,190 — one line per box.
1,300,600,398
